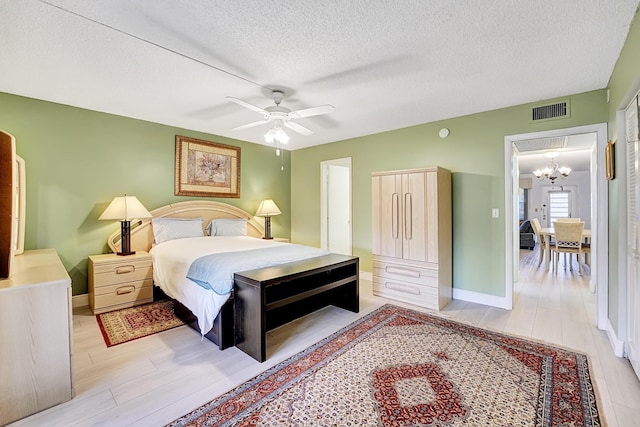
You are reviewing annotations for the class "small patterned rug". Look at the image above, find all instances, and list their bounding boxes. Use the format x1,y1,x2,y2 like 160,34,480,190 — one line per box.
96,300,184,347
167,304,601,427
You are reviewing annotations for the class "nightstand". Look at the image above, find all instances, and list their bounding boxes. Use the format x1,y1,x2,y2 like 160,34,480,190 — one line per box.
88,251,153,314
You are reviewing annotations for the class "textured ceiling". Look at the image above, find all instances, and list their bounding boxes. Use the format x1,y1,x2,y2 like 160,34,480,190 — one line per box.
1,0,639,151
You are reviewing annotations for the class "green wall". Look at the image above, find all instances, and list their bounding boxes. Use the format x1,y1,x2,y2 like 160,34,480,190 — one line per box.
0,92,291,295
291,90,607,297
606,6,640,334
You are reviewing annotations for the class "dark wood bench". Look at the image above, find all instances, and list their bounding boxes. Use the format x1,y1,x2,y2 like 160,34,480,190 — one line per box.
233,254,359,362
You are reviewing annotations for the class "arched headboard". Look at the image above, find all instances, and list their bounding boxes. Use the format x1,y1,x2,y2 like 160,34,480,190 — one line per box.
106,200,265,253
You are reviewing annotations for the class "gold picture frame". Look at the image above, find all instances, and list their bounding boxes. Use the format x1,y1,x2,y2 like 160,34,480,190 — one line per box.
175,135,240,198
605,140,614,181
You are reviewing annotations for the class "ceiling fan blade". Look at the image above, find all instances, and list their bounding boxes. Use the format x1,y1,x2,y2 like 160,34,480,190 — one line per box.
284,121,313,136
226,96,268,114
288,104,335,119
232,119,270,130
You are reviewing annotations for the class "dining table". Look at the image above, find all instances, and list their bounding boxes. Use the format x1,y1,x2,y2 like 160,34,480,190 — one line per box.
539,227,592,270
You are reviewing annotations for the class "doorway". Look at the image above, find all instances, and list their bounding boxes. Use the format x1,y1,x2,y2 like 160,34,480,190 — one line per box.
320,158,352,255
504,124,608,329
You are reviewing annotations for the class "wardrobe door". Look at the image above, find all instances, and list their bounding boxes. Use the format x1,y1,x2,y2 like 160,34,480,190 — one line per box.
372,174,402,258
402,171,427,262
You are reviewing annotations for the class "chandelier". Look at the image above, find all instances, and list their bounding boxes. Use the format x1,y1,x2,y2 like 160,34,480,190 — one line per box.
533,152,571,183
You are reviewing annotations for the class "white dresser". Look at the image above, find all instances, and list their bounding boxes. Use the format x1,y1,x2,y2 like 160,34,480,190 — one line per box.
372,167,452,310
0,249,73,425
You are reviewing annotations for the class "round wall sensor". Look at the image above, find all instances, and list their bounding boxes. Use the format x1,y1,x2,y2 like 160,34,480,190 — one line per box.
439,128,450,138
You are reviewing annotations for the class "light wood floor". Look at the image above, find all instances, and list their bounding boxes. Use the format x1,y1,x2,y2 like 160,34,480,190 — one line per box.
10,250,640,426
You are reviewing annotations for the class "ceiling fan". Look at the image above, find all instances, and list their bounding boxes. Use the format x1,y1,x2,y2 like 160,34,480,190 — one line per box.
227,90,335,137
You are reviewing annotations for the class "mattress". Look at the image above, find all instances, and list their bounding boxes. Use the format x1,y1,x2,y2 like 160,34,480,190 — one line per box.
149,236,327,334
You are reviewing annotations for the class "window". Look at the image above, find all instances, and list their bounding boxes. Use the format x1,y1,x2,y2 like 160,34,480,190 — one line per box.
548,190,571,224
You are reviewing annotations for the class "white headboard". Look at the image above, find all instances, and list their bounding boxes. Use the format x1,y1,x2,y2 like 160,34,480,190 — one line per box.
106,200,265,253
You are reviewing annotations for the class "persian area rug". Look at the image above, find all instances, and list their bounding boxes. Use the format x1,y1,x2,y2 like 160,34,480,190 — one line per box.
167,304,601,427
96,300,184,347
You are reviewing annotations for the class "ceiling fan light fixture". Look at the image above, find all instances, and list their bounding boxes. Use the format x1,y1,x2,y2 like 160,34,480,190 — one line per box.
275,127,290,144
264,126,290,144
264,128,276,143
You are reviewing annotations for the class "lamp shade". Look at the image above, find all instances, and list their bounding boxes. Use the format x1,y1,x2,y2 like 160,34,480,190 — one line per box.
255,199,281,217
99,196,152,221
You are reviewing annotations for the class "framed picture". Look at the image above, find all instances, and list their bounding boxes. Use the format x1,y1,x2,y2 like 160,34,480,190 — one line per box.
605,140,615,181
175,135,240,198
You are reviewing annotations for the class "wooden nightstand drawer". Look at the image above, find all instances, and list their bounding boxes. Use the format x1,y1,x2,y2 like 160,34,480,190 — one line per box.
92,281,153,314
91,262,152,287
88,251,153,314
93,278,153,296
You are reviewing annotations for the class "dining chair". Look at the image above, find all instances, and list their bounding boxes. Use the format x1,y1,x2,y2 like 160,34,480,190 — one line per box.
581,240,591,266
530,218,549,268
554,218,581,265
553,221,585,275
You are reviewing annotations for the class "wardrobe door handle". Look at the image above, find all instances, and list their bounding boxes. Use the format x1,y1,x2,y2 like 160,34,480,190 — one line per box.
405,193,412,240
392,193,399,239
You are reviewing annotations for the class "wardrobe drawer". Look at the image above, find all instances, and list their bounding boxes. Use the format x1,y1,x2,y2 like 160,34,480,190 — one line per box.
373,260,438,287
372,276,440,310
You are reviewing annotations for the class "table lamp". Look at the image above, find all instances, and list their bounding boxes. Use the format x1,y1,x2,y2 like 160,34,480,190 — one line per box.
99,195,152,255
255,199,281,239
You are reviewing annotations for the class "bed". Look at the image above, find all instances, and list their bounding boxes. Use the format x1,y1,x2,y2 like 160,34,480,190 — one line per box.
106,201,359,361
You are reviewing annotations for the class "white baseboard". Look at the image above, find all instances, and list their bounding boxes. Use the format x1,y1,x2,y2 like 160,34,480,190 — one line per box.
452,288,511,310
72,293,89,309
359,271,372,281
606,319,625,358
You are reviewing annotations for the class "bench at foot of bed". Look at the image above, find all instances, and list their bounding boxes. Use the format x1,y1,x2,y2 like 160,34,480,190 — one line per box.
234,253,359,362
158,253,359,361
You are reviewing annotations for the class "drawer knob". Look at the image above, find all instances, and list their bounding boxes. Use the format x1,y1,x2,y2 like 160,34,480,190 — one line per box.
116,286,135,295
115,266,135,274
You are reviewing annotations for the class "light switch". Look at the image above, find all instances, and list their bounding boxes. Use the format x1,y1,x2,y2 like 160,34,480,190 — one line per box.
492,208,499,218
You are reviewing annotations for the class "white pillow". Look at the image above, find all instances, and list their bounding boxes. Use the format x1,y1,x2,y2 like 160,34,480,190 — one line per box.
152,217,204,244
206,218,247,236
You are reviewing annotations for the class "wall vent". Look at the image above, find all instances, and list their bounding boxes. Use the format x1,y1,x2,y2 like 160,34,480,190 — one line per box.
531,100,570,122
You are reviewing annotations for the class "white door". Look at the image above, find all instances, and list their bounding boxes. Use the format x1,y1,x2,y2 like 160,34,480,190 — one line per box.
321,158,352,255
625,94,640,380
541,186,577,226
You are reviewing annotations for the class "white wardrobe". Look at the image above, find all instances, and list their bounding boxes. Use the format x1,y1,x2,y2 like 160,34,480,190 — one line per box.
372,167,452,310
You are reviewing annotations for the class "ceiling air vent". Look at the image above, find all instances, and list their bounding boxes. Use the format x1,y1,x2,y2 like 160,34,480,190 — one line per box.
513,136,567,153
531,100,570,122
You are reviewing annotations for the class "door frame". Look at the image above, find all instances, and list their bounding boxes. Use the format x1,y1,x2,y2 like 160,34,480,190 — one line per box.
504,123,608,329
320,157,352,254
